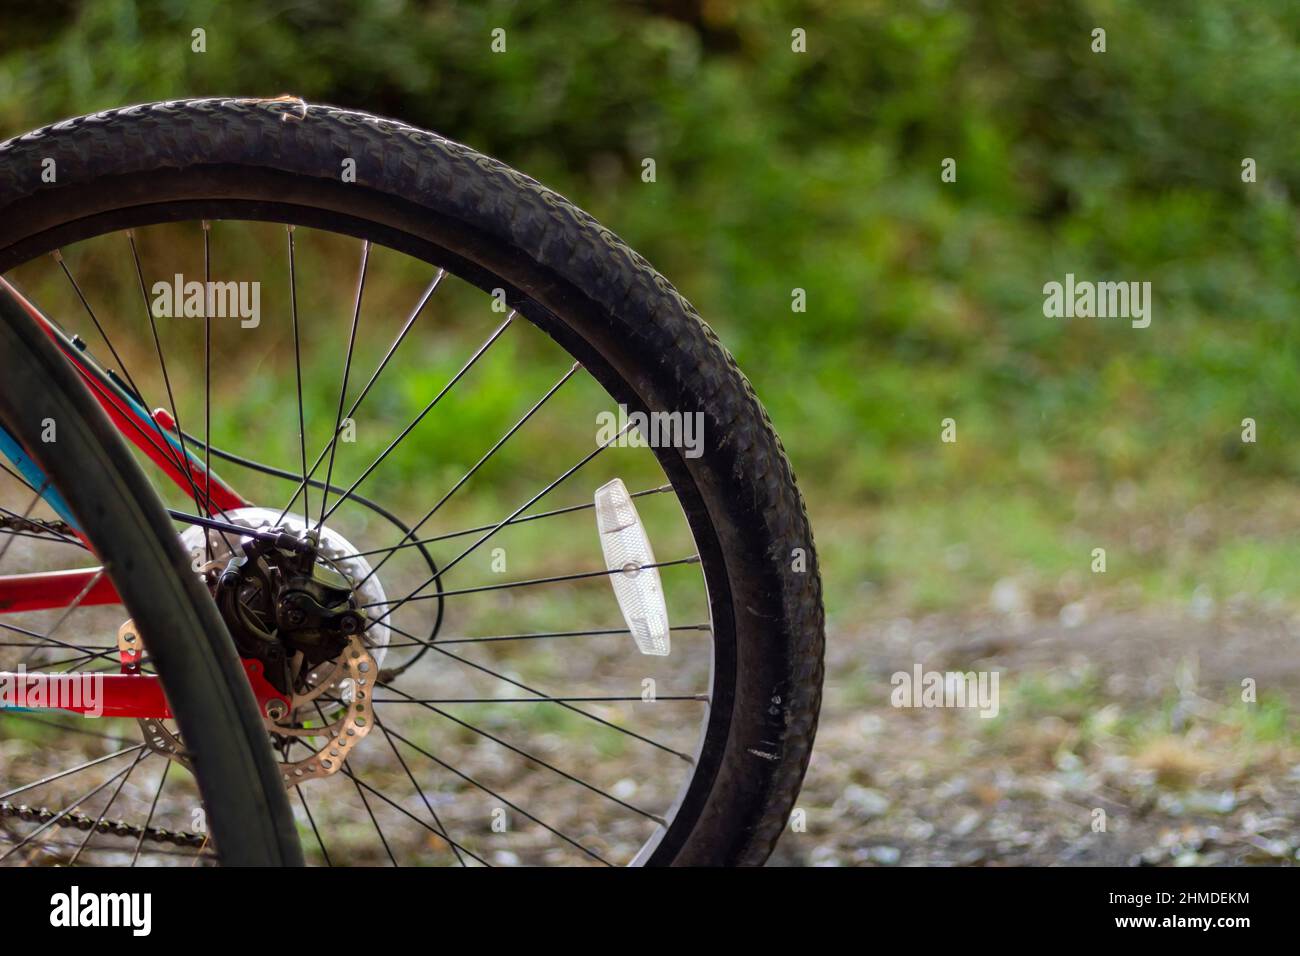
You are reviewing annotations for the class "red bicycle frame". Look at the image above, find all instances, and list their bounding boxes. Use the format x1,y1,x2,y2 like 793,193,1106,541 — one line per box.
0,278,280,720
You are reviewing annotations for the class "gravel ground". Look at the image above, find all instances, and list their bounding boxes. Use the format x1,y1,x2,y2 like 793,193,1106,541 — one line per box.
770,606,1300,866
8,503,1298,867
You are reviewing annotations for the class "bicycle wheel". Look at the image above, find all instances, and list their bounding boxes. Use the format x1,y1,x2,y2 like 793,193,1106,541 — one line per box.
0,98,823,865
0,283,302,865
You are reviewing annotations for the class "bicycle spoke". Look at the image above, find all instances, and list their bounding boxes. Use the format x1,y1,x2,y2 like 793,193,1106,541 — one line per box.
287,226,310,523
67,749,149,865
53,248,147,401
373,695,705,703
320,310,516,523
358,359,579,585
302,725,485,866
56,248,223,523
0,745,144,803
305,699,397,865
128,230,209,519
202,221,213,559
0,460,38,495
275,269,447,524
350,774,398,866
371,417,635,628
0,527,86,549
0,617,87,651
364,556,697,606
334,762,490,866
379,723,613,868
382,622,711,649
19,642,120,671
0,713,135,746
55,363,235,527
317,240,370,531
383,644,691,762
377,680,673,818
317,484,681,558
378,616,679,663
130,759,171,867
38,565,107,649
295,785,333,867
0,640,112,650
1,565,121,671
372,714,468,866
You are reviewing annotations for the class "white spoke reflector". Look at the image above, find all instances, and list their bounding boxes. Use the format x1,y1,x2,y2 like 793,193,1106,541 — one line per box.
594,478,670,656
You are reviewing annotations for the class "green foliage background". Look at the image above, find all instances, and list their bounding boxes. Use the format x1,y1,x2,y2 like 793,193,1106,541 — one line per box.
2,0,1298,625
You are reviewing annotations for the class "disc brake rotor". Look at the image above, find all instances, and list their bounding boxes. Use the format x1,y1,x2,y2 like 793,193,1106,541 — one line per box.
265,634,376,786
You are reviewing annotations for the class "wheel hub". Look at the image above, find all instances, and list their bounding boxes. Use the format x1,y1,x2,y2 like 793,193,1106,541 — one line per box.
180,507,391,674
175,508,388,786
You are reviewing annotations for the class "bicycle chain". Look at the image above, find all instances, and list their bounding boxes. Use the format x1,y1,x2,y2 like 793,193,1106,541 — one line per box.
0,800,206,848
0,514,74,538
